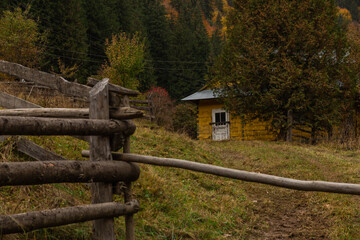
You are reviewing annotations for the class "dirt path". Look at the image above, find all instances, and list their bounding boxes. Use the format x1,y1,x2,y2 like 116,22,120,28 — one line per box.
218,147,332,239
245,186,330,239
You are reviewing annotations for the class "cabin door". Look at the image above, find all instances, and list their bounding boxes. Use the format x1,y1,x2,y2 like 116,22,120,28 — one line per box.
211,109,230,141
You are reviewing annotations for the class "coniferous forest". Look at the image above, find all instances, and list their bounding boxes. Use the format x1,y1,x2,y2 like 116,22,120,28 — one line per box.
1,0,360,141
0,0,232,100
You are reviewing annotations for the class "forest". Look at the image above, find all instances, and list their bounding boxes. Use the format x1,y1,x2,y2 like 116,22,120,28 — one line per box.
1,0,360,141
0,0,232,100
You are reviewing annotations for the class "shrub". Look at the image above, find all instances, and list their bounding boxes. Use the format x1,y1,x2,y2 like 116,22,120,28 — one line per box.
100,32,145,90
146,86,174,128
172,103,197,139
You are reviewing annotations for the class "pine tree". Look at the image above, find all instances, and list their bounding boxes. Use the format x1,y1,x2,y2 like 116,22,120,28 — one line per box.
30,0,88,81
167,0,210,99
141,0,172,91
212,0,349,141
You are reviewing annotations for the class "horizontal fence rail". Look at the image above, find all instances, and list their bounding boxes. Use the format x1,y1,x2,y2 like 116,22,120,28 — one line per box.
0,60,91,99
81,151,360,196
0,200,140,234
0,160,140,186
0,116,136,136
0,107,143,120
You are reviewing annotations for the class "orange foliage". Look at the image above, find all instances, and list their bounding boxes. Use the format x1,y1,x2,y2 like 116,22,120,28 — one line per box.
338,7,352,22
162,0,178,18
203,15,216,35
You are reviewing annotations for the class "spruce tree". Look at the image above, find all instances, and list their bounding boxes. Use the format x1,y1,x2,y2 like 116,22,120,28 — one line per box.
212,0,349,141
29,0,88,81
168,0,210,99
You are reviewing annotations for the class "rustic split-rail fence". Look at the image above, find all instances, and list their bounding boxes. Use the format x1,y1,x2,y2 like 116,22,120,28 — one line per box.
0,60,360,239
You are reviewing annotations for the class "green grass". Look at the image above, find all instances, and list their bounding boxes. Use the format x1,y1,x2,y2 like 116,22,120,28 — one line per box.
1,120,360,239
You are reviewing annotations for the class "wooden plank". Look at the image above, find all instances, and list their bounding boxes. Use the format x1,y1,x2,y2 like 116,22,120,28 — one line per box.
0,116,136,136
81,151,360,196
0,107,143,120
0,60,90,99
16,138,67,161
87,77,139,96
0,200,140,234
89,78,115,240
0,91,41,109
0,160,140,186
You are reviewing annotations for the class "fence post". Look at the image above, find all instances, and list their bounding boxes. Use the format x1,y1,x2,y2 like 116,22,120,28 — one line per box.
89,78,115,240
121,95,136,240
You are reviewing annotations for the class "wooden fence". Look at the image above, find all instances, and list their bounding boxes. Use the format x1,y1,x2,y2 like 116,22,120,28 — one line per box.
1,60,360,239
0,60,144,239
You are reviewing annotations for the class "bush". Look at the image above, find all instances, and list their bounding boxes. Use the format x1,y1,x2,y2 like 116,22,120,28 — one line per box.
146,86,174,128
172,103,197,139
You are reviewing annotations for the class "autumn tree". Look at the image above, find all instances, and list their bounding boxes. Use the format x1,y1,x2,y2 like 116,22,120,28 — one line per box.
212,0,349,142
0,8,44,68
100,32,145,90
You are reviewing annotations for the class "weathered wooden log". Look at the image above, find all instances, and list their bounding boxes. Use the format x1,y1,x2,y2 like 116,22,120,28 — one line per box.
0,200,140,234
16,138,67,161
0,107,143,120
87,77,139,96
81,151,360,195
110,107,143,120
123,137,135,240
0,91,90,142
0,60,90,99
0,91,41,109
0,116,136,136
0,160,140,186
89,78,115,240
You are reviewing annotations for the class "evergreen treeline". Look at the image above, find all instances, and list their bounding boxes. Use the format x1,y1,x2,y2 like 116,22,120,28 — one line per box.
0,0,226,99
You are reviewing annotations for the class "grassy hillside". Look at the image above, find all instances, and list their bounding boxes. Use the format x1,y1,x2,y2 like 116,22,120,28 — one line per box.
1,120,360,239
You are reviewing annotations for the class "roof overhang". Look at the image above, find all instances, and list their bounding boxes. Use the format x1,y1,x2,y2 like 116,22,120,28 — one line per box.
181,89,217,101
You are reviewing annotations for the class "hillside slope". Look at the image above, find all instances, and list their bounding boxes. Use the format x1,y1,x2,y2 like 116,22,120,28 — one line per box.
1,120,360,239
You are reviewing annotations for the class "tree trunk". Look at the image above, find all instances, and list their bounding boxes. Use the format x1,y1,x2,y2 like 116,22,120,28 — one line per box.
286,109,293,142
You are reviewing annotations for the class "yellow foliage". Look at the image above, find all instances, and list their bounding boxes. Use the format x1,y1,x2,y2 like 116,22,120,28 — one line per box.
99,32,145,90
338,7,352,22
0,8,44,68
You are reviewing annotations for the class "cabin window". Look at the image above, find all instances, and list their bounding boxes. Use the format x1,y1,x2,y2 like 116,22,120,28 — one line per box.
215,112,226,125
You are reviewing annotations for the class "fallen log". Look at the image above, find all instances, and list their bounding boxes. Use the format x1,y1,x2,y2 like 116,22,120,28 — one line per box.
81,150,360,196
0,160,140,186
0,107,143,120
0,116,136,136
0,200,140,234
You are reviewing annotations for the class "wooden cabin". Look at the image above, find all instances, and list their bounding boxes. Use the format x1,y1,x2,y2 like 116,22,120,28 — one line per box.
182,89,278,141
